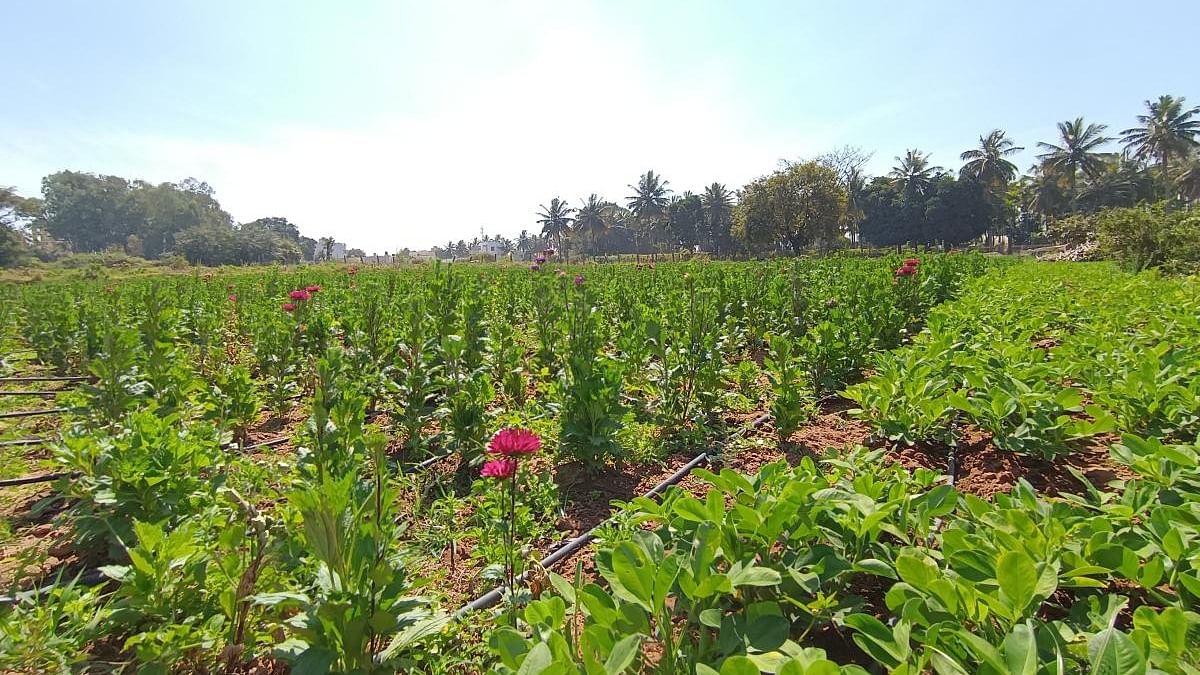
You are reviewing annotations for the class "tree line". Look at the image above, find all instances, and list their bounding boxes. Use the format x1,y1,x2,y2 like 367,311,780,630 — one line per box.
526,94,1199,257
0,172,350,266
3,93,1197,267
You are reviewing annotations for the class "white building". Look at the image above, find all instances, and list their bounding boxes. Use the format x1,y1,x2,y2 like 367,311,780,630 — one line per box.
331,242,347,260
475,237,505,256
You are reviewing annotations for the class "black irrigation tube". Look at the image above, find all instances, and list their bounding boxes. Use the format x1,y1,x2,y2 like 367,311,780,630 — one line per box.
0,391,62,397
456,412,773,617
0,375,88,383
0,406,79,420
0,436,295,489
0,569,109,608
0,437,47,447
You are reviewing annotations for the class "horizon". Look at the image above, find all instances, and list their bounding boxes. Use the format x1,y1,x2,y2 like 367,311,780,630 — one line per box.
3,0,1197,253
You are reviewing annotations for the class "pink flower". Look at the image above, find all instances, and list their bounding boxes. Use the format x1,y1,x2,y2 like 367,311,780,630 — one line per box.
903,258,920,267
481,457,518,479
489,428,541,456
573,274,584,286
289,289,311,301
895,266,917,277
305,285,321,293
228,294,237,302
557,270,566,278
535,256,547,264
282,303,297,312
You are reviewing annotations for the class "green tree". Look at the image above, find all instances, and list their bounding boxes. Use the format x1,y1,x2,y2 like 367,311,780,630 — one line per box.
536,198,574,254
733,161,846,253
573,194,615,255
665,193,704,249
888,149,940,195
1120,95,1200,186
700,182,735,255
0,186,37,267
1178,154,1200,202
626,170,671,249
960,129,1023,190
1036,118,1115,197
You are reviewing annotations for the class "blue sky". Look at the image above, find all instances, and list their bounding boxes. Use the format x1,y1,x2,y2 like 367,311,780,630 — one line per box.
4,0,1197,251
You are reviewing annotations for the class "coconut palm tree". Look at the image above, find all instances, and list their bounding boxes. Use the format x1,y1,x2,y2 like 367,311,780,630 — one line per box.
536,198,574,253
1178,154,1200,202
700,183,734,254
960,129,1023,189
626,171,672,249
574,194,616,254
1121,95,1200,184
889,149,940,195
1036,118,1115,197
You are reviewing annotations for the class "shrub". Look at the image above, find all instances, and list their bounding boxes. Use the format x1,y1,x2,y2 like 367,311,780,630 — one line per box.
1095,202,1200,272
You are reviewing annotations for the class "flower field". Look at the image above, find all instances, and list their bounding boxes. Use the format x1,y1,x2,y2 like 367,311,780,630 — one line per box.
0,255,1198,673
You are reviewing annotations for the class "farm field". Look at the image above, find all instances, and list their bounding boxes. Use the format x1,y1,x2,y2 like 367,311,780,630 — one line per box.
0,255,1197,674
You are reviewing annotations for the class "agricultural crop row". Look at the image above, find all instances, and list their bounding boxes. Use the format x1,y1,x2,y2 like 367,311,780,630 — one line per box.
0,256,1196,674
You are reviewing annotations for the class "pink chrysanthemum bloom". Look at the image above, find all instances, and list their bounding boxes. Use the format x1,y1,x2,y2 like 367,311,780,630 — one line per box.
228,294,237,302
289,289,311,301
573,274,584,286
305,285,321,293
480,457,518,479
282,302,297,312
895,266,917,277
489,428,541,456
903,258,920,267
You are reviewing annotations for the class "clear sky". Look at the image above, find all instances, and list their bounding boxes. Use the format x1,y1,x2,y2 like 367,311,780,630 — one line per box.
4,0,1197,252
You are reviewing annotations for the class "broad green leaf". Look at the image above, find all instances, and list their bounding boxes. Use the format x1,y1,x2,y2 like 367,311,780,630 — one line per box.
603,634,641,674
996,550,1037,617
1088,627,1146,675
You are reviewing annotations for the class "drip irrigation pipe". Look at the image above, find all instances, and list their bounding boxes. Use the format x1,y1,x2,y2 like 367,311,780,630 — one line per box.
0,436,295,489
0,438,47,447
0,376,88,383
0,391,61,397
0,407,79,420
0,569,108,608
455,412,772,617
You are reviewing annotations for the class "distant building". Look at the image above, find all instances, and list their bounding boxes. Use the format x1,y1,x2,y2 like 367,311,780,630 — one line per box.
474,237,505,256
331,242,347,260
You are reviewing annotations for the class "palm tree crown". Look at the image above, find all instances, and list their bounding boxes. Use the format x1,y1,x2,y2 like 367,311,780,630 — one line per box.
626,170,672,221
536,198,574,249
1120,95,1200,180
889,149,940,195
960,129,1023,188
574,194,616,243
1036,118,1115,190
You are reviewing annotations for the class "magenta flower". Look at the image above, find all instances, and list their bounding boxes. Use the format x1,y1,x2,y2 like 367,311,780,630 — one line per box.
305,285,321,293
282,302,297,312
535,256,547,264
481,457,518,479
228,294,237,303
573,274,584,286
895,266,917,277
289,289,311,301
903,258,920,267
489,428,541,456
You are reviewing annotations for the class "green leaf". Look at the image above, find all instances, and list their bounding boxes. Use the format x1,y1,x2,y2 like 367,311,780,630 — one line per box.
517,642,554,675
996,550,1037,617
719,655,761,675
603,634,641,674
729,563,781,588
1088,627,1146,675
1002,622,1038,675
